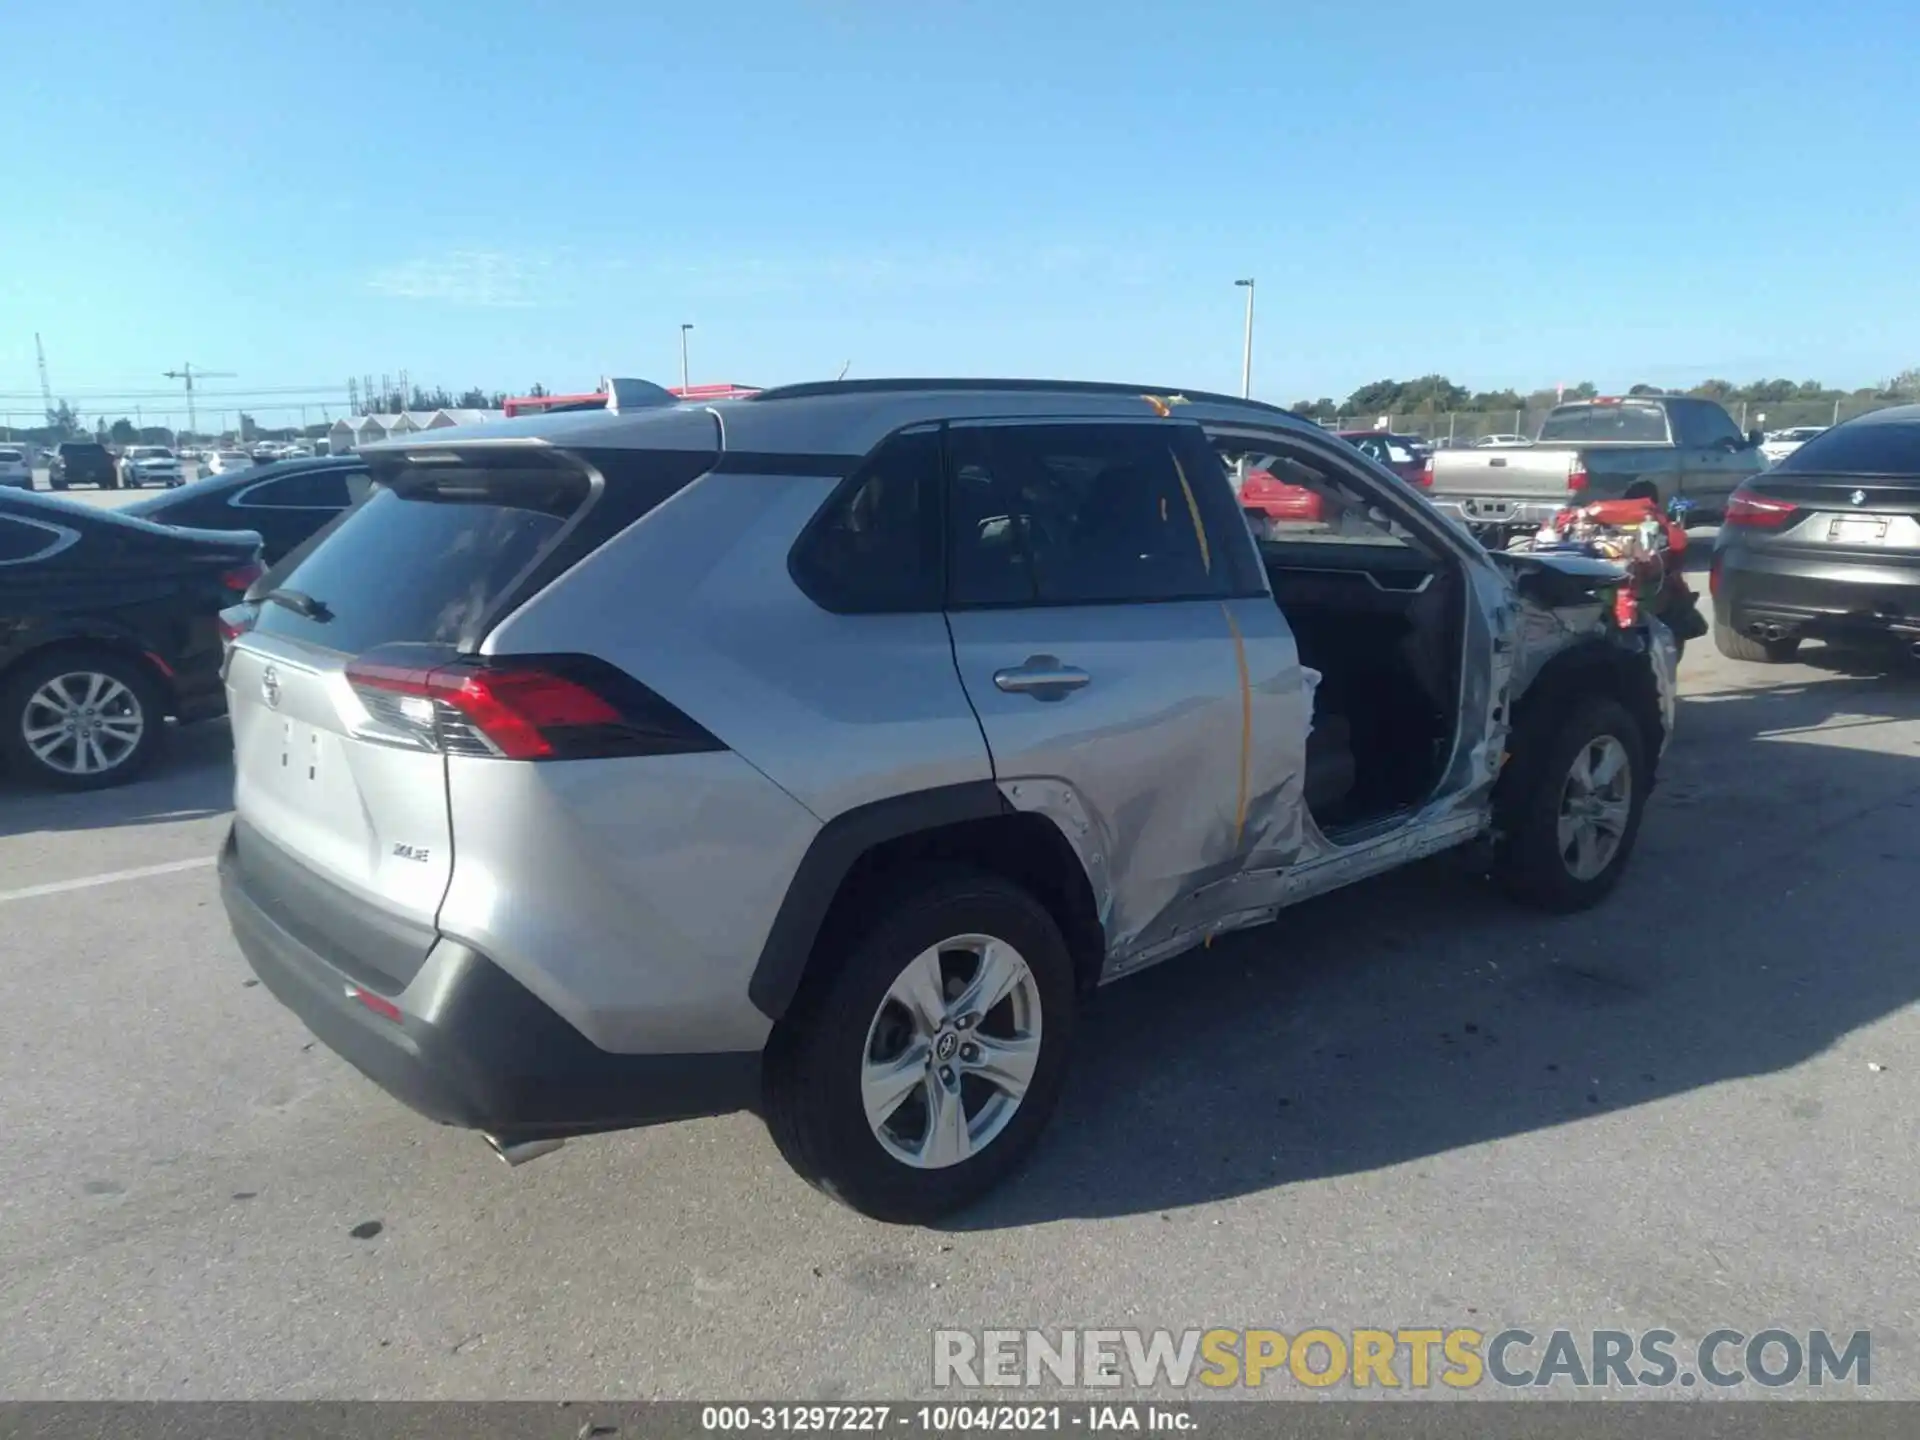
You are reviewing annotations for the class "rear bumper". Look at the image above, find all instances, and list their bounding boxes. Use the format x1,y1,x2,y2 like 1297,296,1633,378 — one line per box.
1429,496,1566,529
219,826,762,1139
1715,543,1920,641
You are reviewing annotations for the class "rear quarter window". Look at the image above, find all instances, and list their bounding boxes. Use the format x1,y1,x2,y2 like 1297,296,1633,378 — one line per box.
251,446,714,654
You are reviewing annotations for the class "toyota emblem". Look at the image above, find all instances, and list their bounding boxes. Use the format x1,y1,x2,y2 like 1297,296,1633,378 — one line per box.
261,664,282,709
1851,489,1868,506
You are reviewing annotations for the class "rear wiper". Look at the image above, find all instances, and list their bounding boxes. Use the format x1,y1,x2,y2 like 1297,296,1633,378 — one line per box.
261,587,332,623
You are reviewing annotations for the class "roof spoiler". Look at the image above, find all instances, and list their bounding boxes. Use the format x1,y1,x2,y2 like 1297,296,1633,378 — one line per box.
601,377,681,414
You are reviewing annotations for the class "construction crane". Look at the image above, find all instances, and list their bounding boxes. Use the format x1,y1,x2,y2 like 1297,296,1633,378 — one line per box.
34,333,54,426
162,363,236,441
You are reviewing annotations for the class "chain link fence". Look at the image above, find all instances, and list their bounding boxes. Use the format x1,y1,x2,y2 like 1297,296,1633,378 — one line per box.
1321,396,1902,447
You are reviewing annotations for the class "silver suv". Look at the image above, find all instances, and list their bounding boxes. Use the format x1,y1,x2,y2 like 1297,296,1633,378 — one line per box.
220,378,1677,1222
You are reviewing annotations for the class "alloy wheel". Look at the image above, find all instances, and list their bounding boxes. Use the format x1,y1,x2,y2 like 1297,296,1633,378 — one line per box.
1556,734,1632,881
22,671,147,777
860,934,1043,1170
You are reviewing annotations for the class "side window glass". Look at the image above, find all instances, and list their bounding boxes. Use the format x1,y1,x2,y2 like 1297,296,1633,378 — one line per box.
947,423,1254,607
1215,437,1422,549
1697,406,1743,447
0,517,58,563
788,427,943,613
239,471,352,508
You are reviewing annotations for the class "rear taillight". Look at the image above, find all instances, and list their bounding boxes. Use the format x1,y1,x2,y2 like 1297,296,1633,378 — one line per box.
345,653,723,761
223,560,265,592
1567,461,1589,493
1418,456,1434,488
1723,488,1800,529
346,985,403,1023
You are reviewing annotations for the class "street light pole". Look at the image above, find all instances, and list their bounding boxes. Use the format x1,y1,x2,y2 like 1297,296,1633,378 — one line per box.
679,323,693,392
1234,279,1255,399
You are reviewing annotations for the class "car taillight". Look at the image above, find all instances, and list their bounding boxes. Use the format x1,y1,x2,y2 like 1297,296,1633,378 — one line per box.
1567,461,1589,493
223,560,265,591
1723,489,1800,529
344,653,723,762
1419,456,1434,488
1612,583,1638,629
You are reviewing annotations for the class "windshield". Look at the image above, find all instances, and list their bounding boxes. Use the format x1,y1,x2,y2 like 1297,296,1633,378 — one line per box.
1537,403,1670,444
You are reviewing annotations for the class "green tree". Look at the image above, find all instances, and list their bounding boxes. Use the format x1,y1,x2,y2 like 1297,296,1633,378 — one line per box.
1469,388,1524,410
1565,381,1599,401
1289,398,1337,421
1688,379,1735,402
1627,383,1666,396
456,387,495,409
49,401,79,440
109,418,138,444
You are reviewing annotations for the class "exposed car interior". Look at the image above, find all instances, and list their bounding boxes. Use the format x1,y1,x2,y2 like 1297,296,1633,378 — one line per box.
1215,436,1465,833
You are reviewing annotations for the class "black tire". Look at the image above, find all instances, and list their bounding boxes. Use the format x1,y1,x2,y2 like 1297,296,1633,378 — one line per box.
763,866,1077,1223
0,649,165,791
50,478,67,491
1493,694,1649,913
1713,622,1800,663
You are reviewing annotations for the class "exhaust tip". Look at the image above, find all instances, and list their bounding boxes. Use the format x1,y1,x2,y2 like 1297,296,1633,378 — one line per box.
484,1134,566,1168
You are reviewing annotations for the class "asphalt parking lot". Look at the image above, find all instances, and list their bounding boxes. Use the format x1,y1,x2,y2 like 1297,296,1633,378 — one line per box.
4,502,1919,1400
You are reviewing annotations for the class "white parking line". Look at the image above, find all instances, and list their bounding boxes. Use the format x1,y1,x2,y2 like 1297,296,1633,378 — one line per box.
0,855,217,905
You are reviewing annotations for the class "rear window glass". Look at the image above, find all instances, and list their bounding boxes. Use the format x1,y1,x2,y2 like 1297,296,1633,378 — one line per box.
1774,418,1920,476
61,443,108,457
0,449,23,462
252,465,589,653
1537,404,1669,444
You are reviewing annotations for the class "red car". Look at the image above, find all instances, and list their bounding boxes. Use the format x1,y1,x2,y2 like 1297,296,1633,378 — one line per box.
1239,462,1326,523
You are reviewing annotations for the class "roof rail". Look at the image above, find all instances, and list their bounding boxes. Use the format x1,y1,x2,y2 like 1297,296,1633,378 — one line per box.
746,377,1293,413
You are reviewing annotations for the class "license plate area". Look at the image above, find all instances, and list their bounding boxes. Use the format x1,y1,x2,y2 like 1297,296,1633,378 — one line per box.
275,716,324,787
1828,516,1889,545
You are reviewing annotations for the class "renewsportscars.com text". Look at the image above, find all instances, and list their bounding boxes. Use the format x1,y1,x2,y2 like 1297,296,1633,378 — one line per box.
933,1327,1871,1391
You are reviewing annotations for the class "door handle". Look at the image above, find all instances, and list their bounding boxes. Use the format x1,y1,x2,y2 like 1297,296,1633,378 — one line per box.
992,655,1091,701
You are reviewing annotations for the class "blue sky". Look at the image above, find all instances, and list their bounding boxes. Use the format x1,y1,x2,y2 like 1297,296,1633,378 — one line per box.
2,0,1915,429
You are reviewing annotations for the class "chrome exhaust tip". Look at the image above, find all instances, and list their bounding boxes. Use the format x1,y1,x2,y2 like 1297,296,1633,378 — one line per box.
484,1134,566,1167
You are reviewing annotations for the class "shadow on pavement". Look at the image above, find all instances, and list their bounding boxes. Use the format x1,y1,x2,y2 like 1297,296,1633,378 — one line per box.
0,718,233,839
948,653,1920,1230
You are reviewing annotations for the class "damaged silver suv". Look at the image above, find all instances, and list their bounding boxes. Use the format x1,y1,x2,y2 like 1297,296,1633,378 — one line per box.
219,378,1678,1222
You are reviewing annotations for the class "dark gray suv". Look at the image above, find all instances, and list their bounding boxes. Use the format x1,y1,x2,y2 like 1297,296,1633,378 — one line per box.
220,378,1677,1222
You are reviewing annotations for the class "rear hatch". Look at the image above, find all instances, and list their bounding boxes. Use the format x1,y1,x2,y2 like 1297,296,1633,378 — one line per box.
1730,473,1920,561
224,433,717,993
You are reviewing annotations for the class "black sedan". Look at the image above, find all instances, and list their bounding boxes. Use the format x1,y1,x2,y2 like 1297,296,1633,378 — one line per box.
0,490,262,789
122,455,369,565
1713,405,1920,662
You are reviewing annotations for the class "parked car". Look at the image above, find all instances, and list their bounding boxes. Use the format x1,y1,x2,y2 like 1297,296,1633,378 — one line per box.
116,445,185,489
1336,430,1430,487
218,376,1676,1222
205,450,255,475
122,455,370,564
1473,434,1534,449
0,446,31,490
47,440,119,490
1759,425,1828,467
0,489,263,789
1712,406,1920,663
1429,396,1766,540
